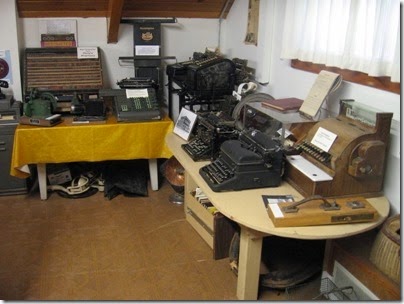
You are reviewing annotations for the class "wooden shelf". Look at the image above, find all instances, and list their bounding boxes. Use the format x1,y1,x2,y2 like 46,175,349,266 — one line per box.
184,171,236,260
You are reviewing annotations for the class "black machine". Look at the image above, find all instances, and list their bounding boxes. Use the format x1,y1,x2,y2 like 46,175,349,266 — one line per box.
167,54,236,98
166,52,237,116
99,81,161,122
199,129,284,192
182,111,239,161
185,57,236,98
117,77,158,90
0,81,28,195
120,18,176,84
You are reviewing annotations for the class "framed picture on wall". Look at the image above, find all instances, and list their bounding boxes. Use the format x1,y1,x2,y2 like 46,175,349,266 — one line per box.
174,107,197,141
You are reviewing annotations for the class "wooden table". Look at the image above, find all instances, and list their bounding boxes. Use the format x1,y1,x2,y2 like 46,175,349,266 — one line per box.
11,115,174,200
165,132,390,300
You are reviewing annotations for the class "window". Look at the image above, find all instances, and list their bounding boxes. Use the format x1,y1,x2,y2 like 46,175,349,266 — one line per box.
280,0,400,92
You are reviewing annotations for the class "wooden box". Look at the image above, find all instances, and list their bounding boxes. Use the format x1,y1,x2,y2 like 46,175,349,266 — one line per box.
24,47,103,91
267,196,379,227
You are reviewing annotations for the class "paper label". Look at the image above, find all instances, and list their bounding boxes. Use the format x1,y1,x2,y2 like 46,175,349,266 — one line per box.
311,127,337,152
126,89,148,99
135,45,159,56
77,47,98,59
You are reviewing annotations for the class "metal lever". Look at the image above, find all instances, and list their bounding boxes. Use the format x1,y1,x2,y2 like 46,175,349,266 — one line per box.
283,195,341,213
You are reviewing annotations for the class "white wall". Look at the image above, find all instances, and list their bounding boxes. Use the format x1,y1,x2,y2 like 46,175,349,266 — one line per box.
221,0,401,214
0,0,23,101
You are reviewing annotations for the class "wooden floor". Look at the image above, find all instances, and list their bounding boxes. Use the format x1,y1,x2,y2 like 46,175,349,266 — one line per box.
0,179,322,300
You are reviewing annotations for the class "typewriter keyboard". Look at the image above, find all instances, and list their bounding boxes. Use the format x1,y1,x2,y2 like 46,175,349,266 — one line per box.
183,138,209,155
200,158,234,184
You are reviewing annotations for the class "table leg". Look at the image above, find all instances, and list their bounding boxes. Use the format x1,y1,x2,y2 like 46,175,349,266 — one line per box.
37,163,48,200
237,227,263,300
148,159,159,191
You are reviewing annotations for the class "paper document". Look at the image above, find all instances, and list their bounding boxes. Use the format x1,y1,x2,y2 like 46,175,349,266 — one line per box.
311,127,337,152
126,89,149,99
299,70,342,118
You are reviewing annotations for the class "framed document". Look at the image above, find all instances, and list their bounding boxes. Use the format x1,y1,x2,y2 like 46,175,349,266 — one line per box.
173,108,197,141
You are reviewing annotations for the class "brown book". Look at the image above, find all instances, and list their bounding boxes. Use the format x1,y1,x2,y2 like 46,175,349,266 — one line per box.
19,115,63,127
261,97,303,113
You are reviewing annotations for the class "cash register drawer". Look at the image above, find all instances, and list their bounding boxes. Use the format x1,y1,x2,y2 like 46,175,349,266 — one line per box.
184,172,236,260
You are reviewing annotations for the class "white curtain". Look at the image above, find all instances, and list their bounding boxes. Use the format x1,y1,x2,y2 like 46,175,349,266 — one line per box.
280,0,400,83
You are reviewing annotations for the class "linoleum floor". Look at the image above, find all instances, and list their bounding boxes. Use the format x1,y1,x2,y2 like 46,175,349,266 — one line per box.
0,179,321,301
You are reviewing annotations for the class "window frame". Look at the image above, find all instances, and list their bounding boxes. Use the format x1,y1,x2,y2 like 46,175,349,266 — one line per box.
291,60,400,95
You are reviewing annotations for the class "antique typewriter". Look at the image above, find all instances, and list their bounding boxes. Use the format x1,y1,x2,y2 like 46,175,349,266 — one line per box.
185,57,235,98
199,129,284,192
117,77,158,90
167,52,236,98
182,112,239,161
166,52,221,80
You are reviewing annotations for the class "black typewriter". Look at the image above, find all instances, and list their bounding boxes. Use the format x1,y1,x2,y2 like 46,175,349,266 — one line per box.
199,129,284,192
182,112,239,161
117,77,158,90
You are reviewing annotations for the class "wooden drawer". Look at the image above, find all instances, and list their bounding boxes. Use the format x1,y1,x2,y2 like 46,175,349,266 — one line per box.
184,171,236,260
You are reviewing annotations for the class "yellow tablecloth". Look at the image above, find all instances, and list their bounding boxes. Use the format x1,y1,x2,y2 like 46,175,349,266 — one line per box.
11,115,174,178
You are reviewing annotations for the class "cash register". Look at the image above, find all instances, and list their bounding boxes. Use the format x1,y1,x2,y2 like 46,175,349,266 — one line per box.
285,100,393,197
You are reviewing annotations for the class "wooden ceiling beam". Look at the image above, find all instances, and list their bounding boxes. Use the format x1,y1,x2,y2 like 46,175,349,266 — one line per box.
219,0,234,19
16,0,235,41
121,10,221,18
107,0,125,43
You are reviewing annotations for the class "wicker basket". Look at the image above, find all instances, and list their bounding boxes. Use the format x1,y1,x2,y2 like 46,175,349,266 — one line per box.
369,215,400,284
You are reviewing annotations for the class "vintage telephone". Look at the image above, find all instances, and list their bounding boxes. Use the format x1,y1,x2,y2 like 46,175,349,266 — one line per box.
0,80,8,99
24,89,58,118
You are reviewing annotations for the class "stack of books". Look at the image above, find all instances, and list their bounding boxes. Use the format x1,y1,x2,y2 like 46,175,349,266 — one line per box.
40,34,76,48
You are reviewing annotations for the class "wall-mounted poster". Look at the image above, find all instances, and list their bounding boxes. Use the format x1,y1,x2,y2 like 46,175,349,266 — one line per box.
0,50,12,83
244,0,260,45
